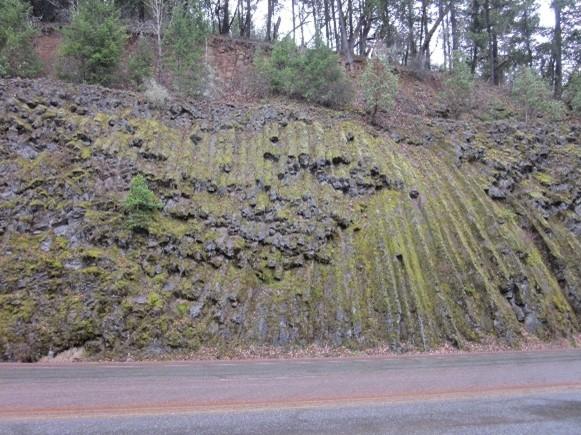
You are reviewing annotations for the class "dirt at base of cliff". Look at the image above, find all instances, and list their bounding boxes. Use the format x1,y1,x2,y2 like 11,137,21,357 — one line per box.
38,334,581,363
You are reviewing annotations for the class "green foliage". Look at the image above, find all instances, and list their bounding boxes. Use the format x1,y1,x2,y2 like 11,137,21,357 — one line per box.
254,37,299,95
147,292,164,311
255,37,352,107
360,58,398,122
476,96,515,122
512,67,566,123
299,42,352,106
442,52,474,118
0,0,42,78
564,73,581,114
124,175,162,232
164,2,208,97
59,0,126,85
127,36,153,88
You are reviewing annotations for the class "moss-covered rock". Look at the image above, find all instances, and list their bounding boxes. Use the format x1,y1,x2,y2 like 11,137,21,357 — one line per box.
0,78,579,361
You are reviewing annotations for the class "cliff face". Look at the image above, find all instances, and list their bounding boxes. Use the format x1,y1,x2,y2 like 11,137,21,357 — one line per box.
1,78,580,361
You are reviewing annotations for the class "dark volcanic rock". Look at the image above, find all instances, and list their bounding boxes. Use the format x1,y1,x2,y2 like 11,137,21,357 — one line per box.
0,78,579,362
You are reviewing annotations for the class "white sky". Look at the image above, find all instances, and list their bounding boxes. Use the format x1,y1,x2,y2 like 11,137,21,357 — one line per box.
255,0,556,65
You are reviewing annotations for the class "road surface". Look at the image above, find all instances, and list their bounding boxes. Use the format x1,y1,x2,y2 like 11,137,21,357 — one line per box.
1,350,581,434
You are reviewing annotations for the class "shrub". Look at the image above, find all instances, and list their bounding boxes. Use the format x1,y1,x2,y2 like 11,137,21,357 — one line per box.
301,43,353,107
124,174,162,232
475,96,515,122
164,2,208,97
360,58,398,123
127,36,153,88
59,0,126,85
255,37,352,107
0,0,42,78
564,73,581,114
143,77,170,107
442,52,473,118
143,78,170,107
512,67,565,123
255,37,301,96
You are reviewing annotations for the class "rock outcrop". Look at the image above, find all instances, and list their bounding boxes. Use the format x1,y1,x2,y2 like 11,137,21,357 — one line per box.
0,78,579,361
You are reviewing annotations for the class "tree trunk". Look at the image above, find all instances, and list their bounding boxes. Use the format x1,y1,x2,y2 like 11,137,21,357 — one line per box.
337,0,353,66
300,3,305,45
330,0,340,50
450,0,459,51
484,0,496,84
553,0,562,98
148,0,165,80
405,0,416,65
523,7,533,67
441,1,449,70
266,0,272,40
470,0,480,74
492,31,499,84
312,0,320,41
292,0,296,43
420,1,453,68
139,1,145,21
244,0,251,37
273,16,281,40
348,0,353,41
238,0,244,36
324,0,331,47
221,0,230,34
420,0,428,48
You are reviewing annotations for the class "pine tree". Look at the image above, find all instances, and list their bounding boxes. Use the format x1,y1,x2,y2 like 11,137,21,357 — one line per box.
512,67,565,124
0,0,42,78
164,1,208,96
124,175,162,232
255,37,352,107
127,35,153,88
442,51,474,118
361,57,398,123
300,40,352,107
59,0,126,85
564,73,581,114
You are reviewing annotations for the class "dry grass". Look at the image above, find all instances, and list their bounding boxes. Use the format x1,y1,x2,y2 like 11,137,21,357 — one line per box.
39,347,86,363
85,334,581,363
143,78,170,108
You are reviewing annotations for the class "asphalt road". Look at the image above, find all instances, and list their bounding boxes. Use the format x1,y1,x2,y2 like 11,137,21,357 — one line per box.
1,350,581,434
